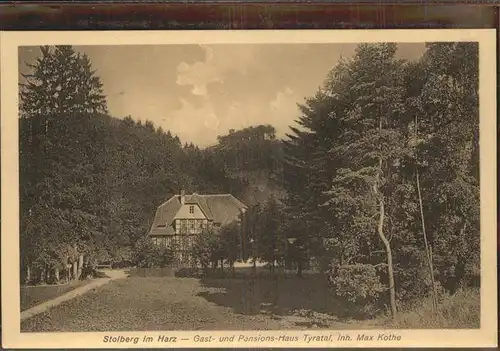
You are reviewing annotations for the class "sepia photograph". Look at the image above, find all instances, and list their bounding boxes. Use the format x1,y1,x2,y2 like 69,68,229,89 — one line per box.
1,29,497,348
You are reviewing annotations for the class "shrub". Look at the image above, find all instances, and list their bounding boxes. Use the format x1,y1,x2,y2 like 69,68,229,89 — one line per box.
132,236,174,268
384,288,480,328
327,263,385,317
190,228,223,269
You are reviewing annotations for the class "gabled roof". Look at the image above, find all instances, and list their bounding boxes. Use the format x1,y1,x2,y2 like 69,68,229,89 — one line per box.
148,193,247,236
183,193,214,219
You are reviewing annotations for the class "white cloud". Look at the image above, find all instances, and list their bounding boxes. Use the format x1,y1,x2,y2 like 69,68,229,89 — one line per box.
270,87,295,111
176,45,255,97
268,87,301,137
176,47,223,97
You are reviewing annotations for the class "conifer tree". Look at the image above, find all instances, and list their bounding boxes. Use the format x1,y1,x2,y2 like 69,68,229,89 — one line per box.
322,44,406,317
20,45,107,118
20,45,108,282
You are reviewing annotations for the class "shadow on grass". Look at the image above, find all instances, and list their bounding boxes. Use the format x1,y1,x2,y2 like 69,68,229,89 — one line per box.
94,270,110,278
175,268,203,278
196,272,367,321
96,269,131,279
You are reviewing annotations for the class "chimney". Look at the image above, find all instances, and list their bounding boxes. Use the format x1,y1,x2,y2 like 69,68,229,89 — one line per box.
180,190,185,205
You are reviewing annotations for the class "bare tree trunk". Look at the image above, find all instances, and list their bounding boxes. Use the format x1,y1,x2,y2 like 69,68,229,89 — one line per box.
297,258,303,277
415,114,438,311
78,254,84,279
54,268,60,282
72,261,78,281
416,169,438,310
64,257,69,283
375,192,397,318
374,114,397,317
73,243,78,280
26,265,31,284
372,111,397,318
41,266,47,284
255,243,259,274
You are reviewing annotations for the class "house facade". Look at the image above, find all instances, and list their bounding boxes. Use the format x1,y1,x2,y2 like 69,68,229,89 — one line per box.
148,191,247,266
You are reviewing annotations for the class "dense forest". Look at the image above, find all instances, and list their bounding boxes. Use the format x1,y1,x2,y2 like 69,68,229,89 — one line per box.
280,43,479,315
19,43,479,317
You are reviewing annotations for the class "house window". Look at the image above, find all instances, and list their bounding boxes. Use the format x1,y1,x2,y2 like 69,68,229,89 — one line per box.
170,236,179,249
188,219,195,233
180,219,187,233
189,205,195,214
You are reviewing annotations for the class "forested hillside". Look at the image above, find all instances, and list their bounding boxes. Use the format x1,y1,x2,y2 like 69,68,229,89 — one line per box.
20,43,480,320
208,124,285,205
19,46,282,280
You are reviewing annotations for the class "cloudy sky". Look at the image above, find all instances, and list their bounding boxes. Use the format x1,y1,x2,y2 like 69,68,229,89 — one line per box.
19,43,425,147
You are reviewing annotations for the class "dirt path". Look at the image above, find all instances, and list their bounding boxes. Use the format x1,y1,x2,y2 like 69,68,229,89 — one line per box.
20,269,128,322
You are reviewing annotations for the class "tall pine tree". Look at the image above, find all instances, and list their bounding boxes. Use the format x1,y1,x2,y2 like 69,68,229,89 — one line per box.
20,45,108,282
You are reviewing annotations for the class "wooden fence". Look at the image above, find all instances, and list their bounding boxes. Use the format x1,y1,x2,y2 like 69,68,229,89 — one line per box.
128,266,321,279
129,267,176,277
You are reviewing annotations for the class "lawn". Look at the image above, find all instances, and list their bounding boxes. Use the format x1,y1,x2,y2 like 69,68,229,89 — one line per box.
21,275,478,332
198,274,353,318
20,280,91,311
21,276,375,332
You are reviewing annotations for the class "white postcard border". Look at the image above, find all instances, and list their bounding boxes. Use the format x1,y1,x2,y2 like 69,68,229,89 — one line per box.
1,29,497,348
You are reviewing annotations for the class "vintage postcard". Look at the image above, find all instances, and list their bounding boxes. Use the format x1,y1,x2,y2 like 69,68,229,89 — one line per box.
1,29,497,348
